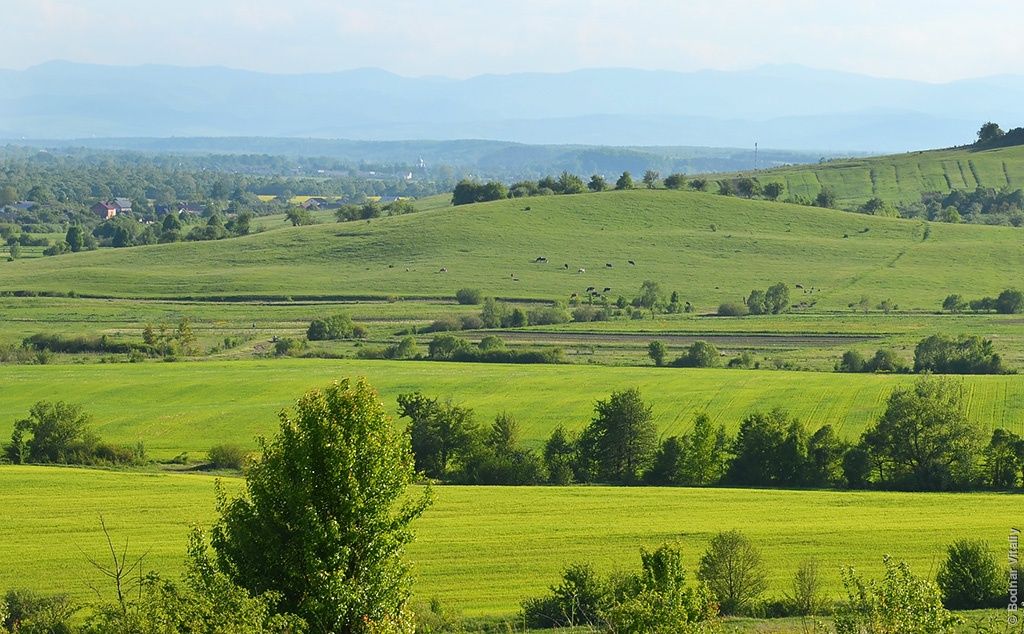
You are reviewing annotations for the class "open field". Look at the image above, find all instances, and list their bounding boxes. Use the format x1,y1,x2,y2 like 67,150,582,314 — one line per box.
3,190,1022,311
4,295,1024,370
0,465,1014,618
2,360,1023,459
738,144,1024,207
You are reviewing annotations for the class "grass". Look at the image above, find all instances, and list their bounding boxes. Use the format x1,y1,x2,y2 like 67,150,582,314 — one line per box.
740,144,1024,207
2,189,1022,311
1,360,1022,459
0,465,1015,618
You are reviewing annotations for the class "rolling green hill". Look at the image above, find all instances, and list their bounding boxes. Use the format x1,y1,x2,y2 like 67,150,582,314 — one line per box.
742,144,1024,208
2,189,1021,310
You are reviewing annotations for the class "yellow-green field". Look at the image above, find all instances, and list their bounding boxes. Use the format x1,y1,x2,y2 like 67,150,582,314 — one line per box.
2,360,1023,459
0,465,1014,618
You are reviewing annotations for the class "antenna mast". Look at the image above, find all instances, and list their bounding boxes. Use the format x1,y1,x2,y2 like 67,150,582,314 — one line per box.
754,141,758,171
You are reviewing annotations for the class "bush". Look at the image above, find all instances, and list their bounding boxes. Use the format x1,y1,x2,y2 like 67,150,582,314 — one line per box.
2,589,75,634
384,336,418,360
717,302,748,317
673,341,721,368
273,337,304,356
528,304,571,326
697,530,767,615
428,334,472,360
835,557,960,634
837,350,866,372
914,334,1005,374
996,288,1024,314
207,443,250,470
936,539,1004,609
572,305,611,322
425,314,463,332
603,544,720,634
522,563,609,628
306,314,355,340
785,559,825,616
455,288,482,305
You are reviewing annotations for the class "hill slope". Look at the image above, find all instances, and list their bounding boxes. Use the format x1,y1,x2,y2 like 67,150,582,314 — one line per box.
2,189,1021,309
747,144,1024,208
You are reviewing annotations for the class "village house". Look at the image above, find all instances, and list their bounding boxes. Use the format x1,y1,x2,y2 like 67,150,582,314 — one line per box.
91,201,118,220
91,198,132,220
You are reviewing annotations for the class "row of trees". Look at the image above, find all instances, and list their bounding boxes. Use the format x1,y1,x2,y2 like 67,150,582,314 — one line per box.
943,288,1024,314
837,334,1008,375
450,171,789,206
402,377,1021,492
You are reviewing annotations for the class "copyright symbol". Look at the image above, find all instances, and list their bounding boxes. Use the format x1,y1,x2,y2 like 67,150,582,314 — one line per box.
1009,614,1018,626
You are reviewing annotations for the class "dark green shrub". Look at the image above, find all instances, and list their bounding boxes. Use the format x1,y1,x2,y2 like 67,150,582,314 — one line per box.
306,314,354,340
673,341,721,368
455,288,483,305
717,302,748,317
936,539,1004,609
522,563,609,628
207,443,250,470
2,589,75,633
273,338,303,356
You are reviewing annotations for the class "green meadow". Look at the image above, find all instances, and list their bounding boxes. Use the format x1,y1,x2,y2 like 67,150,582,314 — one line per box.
2,360,1023,459
744,144,1024,207
3,189,1022,311
0,465,1014,617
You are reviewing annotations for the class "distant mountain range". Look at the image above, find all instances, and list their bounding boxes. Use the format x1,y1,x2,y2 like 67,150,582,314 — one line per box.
1,61,1021,152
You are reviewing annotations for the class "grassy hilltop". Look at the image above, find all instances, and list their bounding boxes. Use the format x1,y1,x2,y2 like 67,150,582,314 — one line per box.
2,189,1022,310
740,143,1024,207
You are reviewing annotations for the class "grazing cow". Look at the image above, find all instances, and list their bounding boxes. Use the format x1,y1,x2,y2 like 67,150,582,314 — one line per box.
388,264,394,268
606,263,613,268
439,267,448,273
535,256,547,263
628,260,635,266
570,293,578,299
603,287,611,293
513,278,520,282
586,286,596,292
578,267,586,273
563,263,569,269
795,284,804,289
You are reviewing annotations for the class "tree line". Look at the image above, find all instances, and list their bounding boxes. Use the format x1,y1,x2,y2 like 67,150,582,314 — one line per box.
400,377,1023,492
836,333,1009,375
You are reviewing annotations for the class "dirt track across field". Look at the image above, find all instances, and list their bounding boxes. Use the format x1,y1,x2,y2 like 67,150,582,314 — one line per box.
480,330,880,348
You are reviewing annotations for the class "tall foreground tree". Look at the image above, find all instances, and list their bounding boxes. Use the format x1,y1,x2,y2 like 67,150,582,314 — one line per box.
211,378,431,633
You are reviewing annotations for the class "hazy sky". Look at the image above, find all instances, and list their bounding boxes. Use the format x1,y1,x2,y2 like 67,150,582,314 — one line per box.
5,0,1023,82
